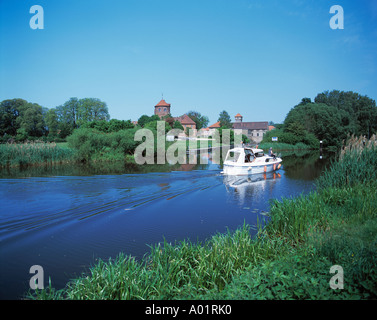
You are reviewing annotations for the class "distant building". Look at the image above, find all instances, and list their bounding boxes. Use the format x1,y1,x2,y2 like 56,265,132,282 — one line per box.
153,98,196,130
154,99,171,118
232,113,268,143
174,114,196,131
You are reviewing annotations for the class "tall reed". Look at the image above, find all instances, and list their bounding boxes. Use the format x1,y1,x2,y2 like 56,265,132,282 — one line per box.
316,135,377,189
0,141,76,167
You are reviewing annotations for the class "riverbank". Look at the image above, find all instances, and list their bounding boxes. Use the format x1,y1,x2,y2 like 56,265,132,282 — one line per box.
259,142,313,151
28,139,377,300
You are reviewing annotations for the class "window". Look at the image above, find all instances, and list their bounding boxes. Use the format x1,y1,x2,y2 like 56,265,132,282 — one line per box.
225,151,241,162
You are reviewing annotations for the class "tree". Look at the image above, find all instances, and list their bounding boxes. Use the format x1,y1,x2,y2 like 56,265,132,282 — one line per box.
77,98,110,126
314,90,377,137
0,98,28,136
18,103,45,137
218,110,232,128
186,111,209,130
45,108,59,136
137,114,160,127
284,102,344,148
173,120,184,130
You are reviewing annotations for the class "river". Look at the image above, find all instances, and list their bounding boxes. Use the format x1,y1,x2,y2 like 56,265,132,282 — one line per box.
0,150,333,299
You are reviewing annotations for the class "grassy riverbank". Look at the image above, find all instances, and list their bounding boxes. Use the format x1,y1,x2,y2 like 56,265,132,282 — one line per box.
259,142,313,151
28,137,377,300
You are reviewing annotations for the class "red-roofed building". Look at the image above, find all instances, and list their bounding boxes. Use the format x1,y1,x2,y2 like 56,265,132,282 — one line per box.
208,121,221,129
232,113,268,143
153,98,196,130
174,114,196,130
154,99,171,118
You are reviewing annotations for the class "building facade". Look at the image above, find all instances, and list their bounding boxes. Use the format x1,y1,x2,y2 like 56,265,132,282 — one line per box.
232,113,269,143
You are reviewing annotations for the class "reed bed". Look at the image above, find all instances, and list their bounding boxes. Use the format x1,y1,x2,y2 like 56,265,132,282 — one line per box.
0,141,76,167
317,135,377,189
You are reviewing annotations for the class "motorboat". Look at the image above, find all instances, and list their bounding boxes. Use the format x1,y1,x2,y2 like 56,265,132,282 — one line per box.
222,147,282,175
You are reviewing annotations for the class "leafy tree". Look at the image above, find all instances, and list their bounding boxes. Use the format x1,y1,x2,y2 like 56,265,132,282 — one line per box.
0,98,28,136
77,98,110,126
173,120,184,130
314,90,377,137
45,108,59,136
137,114,160,127
186,111,209,129
18,103,45,137
284,102,344,148
218,110,232,129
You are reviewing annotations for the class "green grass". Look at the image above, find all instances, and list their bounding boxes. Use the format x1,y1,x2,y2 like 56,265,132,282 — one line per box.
27,138,377,300
259,142,312,150
0,142,77,167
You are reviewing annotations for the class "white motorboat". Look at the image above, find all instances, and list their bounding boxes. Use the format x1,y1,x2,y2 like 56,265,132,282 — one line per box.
222,147,282,175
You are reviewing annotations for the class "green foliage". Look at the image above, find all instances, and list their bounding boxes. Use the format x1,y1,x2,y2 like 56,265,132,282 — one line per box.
314,90,377,137
217,110,232,129
186,111,209,130
137,114,160,127
316,142,377,190
261,127,319,149
0,142,76,167
281,90,377,149
0,97,111,141
173,120,184,130
81,119,134,133
284,102,344,148
66,128,139,162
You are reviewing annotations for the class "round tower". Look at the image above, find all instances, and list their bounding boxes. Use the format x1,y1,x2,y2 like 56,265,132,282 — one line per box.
154,99,171,118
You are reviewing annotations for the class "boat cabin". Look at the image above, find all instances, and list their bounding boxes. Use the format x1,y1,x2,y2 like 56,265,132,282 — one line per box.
224,148,265,164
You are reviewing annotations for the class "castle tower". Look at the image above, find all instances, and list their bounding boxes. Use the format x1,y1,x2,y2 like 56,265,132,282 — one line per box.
235,113,243,123
154,99,171,118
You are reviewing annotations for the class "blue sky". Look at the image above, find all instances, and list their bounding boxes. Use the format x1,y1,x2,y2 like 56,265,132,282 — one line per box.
1,0,376,125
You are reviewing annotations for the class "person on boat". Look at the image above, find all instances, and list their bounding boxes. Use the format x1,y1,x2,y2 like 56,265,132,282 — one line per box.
269,147,276,159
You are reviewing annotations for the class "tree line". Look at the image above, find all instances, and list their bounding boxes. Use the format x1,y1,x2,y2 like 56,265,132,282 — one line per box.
0,97,119,142
262,90,377,150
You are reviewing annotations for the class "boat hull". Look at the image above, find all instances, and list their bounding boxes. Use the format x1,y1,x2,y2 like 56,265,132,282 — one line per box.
223,160,282,175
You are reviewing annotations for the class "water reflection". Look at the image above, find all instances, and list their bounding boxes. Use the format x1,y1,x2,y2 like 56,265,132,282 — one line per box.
279,150,335,181
223,172,282,206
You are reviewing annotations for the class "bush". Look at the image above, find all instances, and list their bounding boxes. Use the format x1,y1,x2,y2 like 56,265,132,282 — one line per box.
67,127,140,162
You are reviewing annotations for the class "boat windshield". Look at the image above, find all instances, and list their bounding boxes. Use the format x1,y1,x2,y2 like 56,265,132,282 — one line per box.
244,149,254,163
225,151,242,162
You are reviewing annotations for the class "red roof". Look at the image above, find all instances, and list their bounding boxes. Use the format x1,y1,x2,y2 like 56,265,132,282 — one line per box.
155,99,170,107
209,121,221,128
235,113,242,117
174,114,196,125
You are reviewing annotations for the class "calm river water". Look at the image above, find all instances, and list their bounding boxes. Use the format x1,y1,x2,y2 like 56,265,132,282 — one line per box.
0,150,333,299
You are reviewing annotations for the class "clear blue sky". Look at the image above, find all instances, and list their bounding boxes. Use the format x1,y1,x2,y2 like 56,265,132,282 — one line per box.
1,0,376,125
